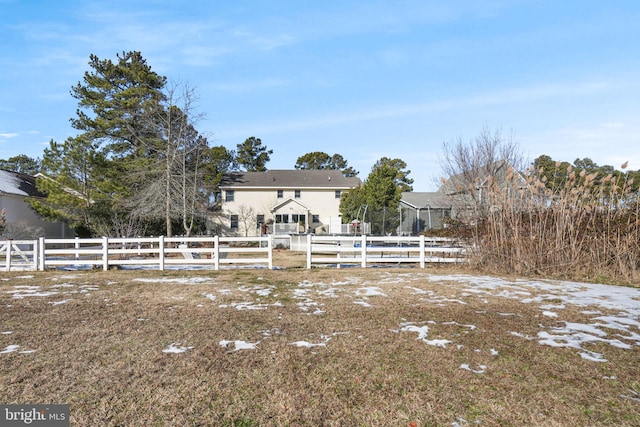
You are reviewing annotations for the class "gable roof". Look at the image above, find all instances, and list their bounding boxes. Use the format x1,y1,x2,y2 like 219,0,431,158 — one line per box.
220,170,361,189
270,197,311,212
400,192,452,209
0,169,44,198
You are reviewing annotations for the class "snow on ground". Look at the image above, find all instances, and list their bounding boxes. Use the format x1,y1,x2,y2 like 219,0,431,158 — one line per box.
2,271,639,426
162,343,194,354
219,340,260,352
425,274,640,363
133,277,217,285
2,272,639,364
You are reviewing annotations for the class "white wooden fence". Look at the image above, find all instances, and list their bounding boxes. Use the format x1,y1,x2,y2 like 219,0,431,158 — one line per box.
0,235,466,271
0,236,272,271
305,235,466,269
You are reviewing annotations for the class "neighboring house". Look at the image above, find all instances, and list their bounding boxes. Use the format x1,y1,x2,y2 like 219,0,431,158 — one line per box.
211,170,361,237
0,170,74,238
438,160,529,220
398,192,453,235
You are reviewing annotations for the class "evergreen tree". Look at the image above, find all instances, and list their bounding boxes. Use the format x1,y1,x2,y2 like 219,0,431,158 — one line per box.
236,137,272,171
34,52,215,237
340,157,412,235
0,155,41,174
295,151,358,177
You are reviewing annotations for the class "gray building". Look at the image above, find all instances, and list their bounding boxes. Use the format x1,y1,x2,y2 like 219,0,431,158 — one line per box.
398,192,452,235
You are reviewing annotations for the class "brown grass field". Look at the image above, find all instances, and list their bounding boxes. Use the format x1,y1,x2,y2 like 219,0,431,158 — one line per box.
1,250,639,426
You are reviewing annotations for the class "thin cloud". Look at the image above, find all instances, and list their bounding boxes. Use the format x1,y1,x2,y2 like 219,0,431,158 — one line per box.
217,78,624,138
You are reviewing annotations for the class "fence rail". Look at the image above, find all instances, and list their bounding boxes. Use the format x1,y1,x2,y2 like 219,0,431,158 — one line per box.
305,235,466,269
0,235,466,271
0,236,272,271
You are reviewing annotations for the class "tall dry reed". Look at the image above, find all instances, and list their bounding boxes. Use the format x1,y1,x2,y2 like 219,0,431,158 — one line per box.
463,163,639,284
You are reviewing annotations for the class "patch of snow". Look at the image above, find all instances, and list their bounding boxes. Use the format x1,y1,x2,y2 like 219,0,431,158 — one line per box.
355,286,387,297
460,364,487,374
510,331,535,340
425,339,453,347
7,286,59,299
398,323,429,340
203,293,216,301
290,334,333,348
162,343,194,353
0,345,20,353
220,301,271,310
49,299,72,306
219,340,260,351
290,340,327,348
255,287,274,297
442,321,476,330
0,344,35,354
353,300,372,307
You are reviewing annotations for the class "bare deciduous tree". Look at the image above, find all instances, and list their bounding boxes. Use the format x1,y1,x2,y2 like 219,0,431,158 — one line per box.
236,205,256,237
124,83,208,237
438,127,527,219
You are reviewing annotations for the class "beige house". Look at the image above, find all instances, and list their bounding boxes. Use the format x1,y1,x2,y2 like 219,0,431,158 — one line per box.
211,170,361,237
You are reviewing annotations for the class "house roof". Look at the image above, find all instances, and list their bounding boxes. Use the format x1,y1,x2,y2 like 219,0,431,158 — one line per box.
0,169,44,198
220,170,361,189
400,192,452,209
439,160,528,195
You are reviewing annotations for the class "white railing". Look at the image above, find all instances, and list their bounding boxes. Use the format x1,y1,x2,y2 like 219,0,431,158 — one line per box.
0,240,39,271
0,236,273,271
0,234,466,271
305,235,466,269
272,223,302,234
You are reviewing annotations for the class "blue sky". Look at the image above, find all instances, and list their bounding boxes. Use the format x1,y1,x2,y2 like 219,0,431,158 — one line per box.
1,0,639,191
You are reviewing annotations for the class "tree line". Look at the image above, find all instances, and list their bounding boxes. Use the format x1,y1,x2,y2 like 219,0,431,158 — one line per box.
0,51,413,238
1,51,637,247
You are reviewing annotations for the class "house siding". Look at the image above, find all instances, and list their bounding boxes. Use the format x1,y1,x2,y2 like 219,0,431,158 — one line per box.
211,170,361,237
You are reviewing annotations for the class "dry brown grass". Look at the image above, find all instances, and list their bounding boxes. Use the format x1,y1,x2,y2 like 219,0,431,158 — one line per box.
1,259,639,426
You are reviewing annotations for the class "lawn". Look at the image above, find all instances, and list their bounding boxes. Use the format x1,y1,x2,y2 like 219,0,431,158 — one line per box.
1,256,639,426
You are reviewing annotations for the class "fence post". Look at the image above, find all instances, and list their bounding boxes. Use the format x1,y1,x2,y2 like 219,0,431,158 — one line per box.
75,237,80,260
419,235,426,268
102,236,109,271
267,235,273,269
38,237,45,271
306,234,312,269
6,240,12,272
32,239,38,271
159,235,165,271
361,235,367,268
213,235,219,270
